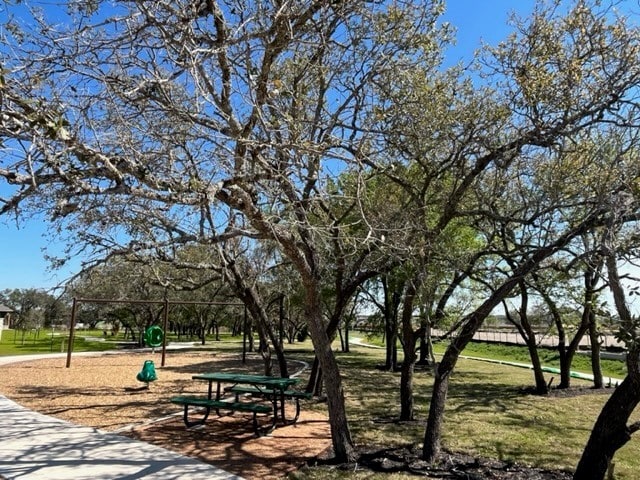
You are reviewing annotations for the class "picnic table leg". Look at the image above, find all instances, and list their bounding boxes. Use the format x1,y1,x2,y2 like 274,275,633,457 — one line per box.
265,387,285,423
278,392,301,425
270,389,279,422
265,388,302,425
254,406,277,437
285,397,301,424
182,404,211,428
279,389,286,421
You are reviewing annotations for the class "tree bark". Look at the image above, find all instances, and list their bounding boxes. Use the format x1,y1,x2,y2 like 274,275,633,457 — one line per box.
305,269,378,393
423,367,450,462
383,277,401,371
573,376,640,479
399,342,417,421
522,325,548,394
584,264,604,389
558,321,589,388
304,282,356,462
589,314,604,389
399,281,419,421
505,284,548,394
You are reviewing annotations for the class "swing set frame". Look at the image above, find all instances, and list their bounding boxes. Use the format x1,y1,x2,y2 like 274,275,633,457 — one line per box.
65,297,244,368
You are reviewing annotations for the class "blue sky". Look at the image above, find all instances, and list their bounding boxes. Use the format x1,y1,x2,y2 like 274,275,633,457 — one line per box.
441,0,535,61
0,0,591,291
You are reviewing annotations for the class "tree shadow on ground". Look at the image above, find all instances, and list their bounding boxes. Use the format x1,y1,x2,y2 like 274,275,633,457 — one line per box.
126,411,331,480
14,384,182,429
447,373,524,414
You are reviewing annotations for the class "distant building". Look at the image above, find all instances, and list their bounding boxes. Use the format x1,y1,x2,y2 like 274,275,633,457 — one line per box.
0,304,14,335
0,304,13,321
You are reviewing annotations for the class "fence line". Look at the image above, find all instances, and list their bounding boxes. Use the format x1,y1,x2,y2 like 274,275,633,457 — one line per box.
431,329,624,350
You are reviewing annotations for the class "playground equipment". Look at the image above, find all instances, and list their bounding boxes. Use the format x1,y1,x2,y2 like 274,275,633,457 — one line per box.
144,325,164,348
65,297,243,368
136,359,157,388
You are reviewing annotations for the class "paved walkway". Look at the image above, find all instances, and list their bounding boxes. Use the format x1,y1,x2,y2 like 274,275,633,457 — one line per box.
0,352,244,480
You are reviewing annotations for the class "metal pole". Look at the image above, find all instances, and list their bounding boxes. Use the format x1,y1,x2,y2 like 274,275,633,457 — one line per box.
242,305,247,364
279,294,284,347
161,297,169,367
66,297,78,368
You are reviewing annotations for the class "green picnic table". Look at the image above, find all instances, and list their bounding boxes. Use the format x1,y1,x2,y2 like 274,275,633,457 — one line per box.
170,372,302,434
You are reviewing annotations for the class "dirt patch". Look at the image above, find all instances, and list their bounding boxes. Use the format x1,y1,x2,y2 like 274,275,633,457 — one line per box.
346,445,573,479
0,350,331,479
521,384,615,398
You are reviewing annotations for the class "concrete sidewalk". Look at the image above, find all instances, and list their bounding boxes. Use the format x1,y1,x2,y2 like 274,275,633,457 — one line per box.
0,395,244,480
0,351,244,480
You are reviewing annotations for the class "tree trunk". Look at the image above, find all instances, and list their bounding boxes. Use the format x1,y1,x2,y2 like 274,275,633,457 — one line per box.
344,321,350,353
589,314,604,389
418,332,429,364
521,325,548,393
399,281,419,421
526,337,548,394
304,309,342,395
559,268,598,388
382,277,400,371
304,282,356,462
225,256,289,378
384,299,399,370
306,357,322,395
386,319,398,370
540,285,583,389
399,343,416,421
304,271,376,395
504,286,548,394
422,261,536,461
238,291,275,376
573,376,640,479
417,310,436,366
559,324,589,388
559,350,573,389
423,368,450,462
583,259,604,389
421,208,602,462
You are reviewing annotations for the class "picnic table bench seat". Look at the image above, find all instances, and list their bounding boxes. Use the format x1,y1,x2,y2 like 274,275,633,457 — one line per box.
170,395,273,433
224,385,312,423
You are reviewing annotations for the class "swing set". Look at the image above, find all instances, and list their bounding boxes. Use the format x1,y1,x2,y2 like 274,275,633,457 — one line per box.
64,297,244,368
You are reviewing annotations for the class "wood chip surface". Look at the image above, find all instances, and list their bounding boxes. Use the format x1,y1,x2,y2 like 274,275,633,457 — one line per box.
0,350,331,479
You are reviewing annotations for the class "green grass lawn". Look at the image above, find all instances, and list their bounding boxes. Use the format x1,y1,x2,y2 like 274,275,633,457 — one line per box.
0,327,246,356
454,340,627,379
359,330,627,378
0,328,124,355
293,342,638,480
